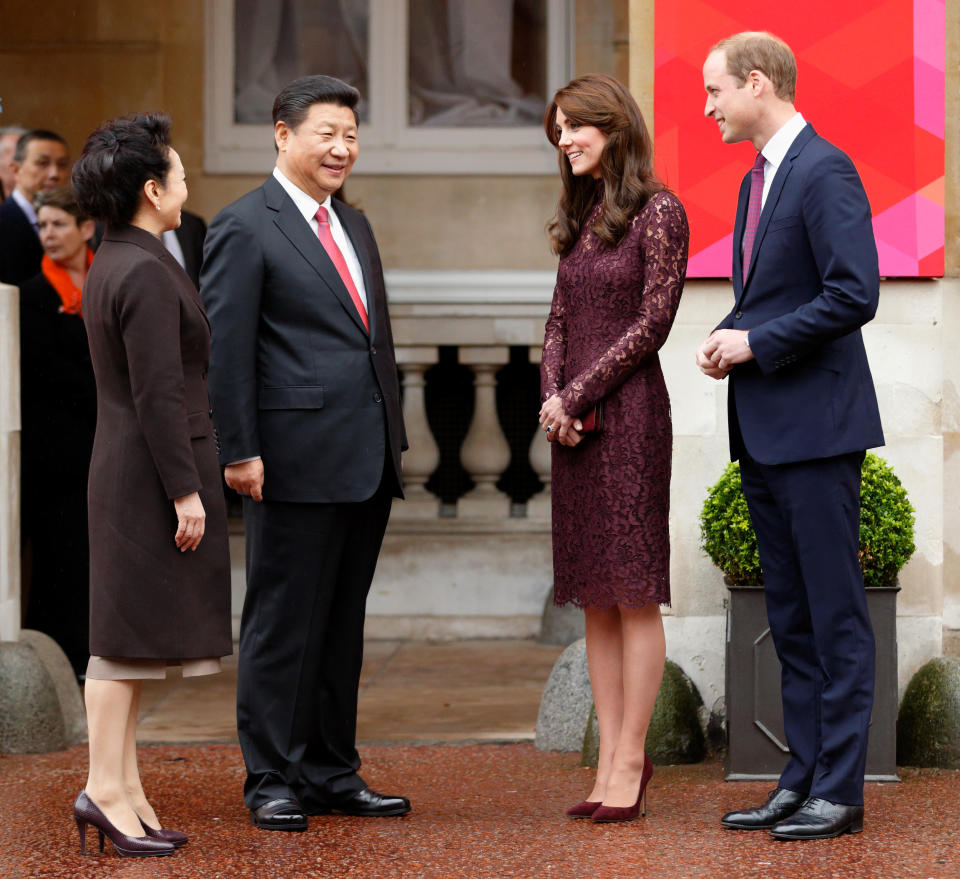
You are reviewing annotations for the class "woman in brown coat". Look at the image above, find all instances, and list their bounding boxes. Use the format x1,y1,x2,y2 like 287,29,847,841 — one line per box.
70,113,231,857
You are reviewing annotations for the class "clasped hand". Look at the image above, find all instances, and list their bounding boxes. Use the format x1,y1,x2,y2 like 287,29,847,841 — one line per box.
696,329,753,379
539,394,583,447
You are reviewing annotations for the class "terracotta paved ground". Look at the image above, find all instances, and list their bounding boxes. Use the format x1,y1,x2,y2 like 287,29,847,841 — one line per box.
1,745,957,879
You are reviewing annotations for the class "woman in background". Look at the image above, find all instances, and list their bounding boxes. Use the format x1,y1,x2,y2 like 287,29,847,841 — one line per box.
70,113,231,857
539,74,689,823
19,186,97,677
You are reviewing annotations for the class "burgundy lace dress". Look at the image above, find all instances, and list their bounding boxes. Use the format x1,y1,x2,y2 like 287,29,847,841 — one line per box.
541,188,689,609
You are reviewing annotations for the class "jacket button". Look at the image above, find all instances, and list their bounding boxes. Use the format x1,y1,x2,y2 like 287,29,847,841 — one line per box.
734,311,743,319
373,392,383,403
370,345,377,354
208,409,214,417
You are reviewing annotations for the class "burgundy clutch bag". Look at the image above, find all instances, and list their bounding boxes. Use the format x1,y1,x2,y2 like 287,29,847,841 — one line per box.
578,401,605,434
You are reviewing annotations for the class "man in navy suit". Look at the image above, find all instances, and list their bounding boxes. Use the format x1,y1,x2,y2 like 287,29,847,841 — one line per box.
697,32,884,840
202,75,409,832
0,129,69,285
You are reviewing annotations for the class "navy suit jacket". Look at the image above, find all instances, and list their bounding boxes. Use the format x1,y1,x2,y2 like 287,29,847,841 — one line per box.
200,176,406,504
0,196,43,286
719,123,884,465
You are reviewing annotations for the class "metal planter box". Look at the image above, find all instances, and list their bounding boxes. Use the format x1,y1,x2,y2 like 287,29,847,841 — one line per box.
724,584,900,782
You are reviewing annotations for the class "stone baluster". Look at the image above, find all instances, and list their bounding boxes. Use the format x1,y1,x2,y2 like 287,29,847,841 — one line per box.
458,346,512,518
393,346,441,519
526,345,552,521
0,284,20,640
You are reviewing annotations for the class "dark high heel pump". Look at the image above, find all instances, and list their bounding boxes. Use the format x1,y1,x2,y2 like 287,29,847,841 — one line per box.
592,756,654,823
565,799,602,819
73,791,176,857
140,818,189,848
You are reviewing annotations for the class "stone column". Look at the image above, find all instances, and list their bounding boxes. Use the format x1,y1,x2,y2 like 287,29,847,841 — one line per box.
0,284,21,642
393,345,441,519
526,345,552,521
458,346,512,518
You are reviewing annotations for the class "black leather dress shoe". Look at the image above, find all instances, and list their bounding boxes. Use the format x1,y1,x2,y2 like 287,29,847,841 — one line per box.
721,787,806,830
770,797,864,840
324,788,411,817
249,798,308,832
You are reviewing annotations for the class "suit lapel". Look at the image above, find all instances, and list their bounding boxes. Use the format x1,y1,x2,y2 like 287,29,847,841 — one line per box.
334,203,377,339
264,178,369,336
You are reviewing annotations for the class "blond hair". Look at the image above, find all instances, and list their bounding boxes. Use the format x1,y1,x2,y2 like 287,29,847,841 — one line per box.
711,32,796,102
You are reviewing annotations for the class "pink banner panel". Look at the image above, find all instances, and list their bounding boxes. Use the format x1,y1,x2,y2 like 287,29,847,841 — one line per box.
654,0,945,277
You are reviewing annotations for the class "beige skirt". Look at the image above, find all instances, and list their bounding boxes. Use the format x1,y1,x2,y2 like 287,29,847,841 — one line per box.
85,656,222,681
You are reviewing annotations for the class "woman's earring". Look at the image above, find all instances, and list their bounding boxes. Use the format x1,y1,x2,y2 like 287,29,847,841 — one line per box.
155,201,161,212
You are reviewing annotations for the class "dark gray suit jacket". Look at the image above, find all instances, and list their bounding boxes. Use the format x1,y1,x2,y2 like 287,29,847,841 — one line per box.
0,196,43,285
200,176,406,503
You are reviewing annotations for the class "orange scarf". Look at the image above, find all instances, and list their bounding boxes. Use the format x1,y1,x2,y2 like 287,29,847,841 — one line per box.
40,248,94,316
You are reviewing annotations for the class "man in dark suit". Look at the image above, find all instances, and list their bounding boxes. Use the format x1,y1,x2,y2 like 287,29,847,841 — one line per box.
162,208,207,289
0,129,70,285
201,75,408,832
697,32,884,840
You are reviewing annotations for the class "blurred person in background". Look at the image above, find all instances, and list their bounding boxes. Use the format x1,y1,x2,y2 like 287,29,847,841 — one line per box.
0,129,70,284
19,186,97,677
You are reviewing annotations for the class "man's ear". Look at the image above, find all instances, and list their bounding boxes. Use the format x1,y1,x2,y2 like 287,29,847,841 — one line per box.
275,121,289,153
748,70,765,96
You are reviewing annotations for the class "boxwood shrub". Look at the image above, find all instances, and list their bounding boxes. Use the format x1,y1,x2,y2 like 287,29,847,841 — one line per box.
699,452,915,588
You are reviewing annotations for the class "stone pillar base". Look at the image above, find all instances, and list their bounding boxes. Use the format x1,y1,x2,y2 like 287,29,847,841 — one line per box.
0,640,67,753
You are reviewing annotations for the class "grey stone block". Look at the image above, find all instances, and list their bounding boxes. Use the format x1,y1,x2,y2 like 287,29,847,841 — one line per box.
897,657,960,768
19,629,86,744
535,638,592,751
581,659,707,767
539,589,585,646
0,641,67,753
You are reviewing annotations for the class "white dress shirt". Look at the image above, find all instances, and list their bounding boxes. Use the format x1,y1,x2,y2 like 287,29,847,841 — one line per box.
162,229,186,269
758,112,807,208
12,187,39,233
271,166,367,310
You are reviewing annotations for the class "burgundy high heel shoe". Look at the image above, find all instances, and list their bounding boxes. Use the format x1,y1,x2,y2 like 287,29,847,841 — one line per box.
565,799,602,819
73,792,176,857
140,818,188,848
591,757,654,823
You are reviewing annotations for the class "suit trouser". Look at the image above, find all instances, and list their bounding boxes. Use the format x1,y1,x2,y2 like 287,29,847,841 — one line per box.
237,476,393,810
738,450,874,806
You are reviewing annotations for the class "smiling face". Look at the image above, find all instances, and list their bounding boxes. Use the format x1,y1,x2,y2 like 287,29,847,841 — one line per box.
37,205,93,265
703,49,759,146
275,102,358,201
156,148,188,232
554,107,608,179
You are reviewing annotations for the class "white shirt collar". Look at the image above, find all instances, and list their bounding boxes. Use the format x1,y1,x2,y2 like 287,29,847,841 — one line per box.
271,166,332,224
11,187,38,228
761,112,806,171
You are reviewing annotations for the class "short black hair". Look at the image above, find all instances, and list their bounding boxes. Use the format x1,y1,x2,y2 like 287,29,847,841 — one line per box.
14,129,67,164
272,75,360,136
72,113,172,227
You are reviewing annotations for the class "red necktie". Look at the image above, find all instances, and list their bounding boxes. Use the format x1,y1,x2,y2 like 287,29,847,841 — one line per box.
741,151,766,280
314,205,369,332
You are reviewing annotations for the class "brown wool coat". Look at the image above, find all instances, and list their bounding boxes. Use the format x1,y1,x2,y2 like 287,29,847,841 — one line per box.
83,225,232,659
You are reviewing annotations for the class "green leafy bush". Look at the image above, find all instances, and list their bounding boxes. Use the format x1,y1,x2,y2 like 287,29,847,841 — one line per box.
699,452,915,588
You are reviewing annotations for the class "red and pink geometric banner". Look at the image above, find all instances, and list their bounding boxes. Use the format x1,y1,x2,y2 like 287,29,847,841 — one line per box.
654,0,945,278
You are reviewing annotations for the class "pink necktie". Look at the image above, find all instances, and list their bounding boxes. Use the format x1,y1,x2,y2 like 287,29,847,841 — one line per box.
314,206,369,332
741,151,766,280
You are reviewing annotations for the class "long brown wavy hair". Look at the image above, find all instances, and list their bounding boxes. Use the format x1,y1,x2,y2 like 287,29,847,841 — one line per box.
545,74,663,256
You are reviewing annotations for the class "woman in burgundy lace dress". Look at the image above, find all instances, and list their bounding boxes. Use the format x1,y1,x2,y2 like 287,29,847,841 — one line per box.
539,74,689,823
